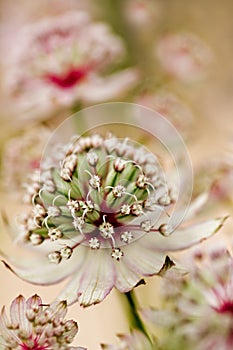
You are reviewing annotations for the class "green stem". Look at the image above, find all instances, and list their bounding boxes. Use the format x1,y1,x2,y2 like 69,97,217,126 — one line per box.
123,290,151,341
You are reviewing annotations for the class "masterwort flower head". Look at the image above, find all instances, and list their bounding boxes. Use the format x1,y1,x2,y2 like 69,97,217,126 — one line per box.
143,245,233,350
136,90,193,136
156,32,213,82
101,330,155,350
2,133,225,306
0,294,85,350
5,11,138,119
2,126,51,191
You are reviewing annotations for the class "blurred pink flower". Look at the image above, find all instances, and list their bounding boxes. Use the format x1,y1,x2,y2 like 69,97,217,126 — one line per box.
101,330,155,349
5,11,139,120
125,0,161,28
156,32,213,82
0,294,85,349
136,90,193,135
194,154,233,202
143,245,233,350
2,126,51,191
1,134,225,306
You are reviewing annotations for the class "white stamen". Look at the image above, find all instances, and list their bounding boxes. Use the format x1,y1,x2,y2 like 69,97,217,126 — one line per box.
120,204,131,215
140,220,152,232
48,251,62,264
121,231,134,244
60,246,73,259
89,237,100,249
60,168,72,181
47,206,61,217
131,202,143,216
29,233,43,245
112,184,126,198
87,152,99,166
48,228,63,241
89,174,101,190
99,221,114,238
136,174,148,189
111,248,124,261
73,217,85,231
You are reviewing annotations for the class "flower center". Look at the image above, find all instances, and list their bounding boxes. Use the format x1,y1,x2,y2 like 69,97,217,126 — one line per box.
45,66,89,89
216,301,233,315
20,339,48,350
22,134,171,262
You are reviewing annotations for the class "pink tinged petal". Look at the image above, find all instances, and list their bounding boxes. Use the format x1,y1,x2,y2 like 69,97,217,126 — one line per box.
26,294,43,314
114,258,142,293
0,306,19,343
10,295,30,333
79,68,140,103
141,216,228,252
59,249,115,307
123,243,168,276
1,247,84,285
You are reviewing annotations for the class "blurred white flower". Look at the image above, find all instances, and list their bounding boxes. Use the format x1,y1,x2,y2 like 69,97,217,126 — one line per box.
1,133,225,306
0,294,85,349
4,11,139,120
143,245,233,350
156,32,213,82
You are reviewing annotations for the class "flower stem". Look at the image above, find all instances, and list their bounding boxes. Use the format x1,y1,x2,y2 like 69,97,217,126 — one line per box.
123,290,151,340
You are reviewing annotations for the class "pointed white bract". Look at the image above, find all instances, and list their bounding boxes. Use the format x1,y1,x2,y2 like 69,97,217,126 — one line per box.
0,294,86,350
2,133,226,307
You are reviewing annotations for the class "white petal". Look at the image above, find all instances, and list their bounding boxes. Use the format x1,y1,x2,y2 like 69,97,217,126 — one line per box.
58,248,115,306
10,295,30,334
1,247,85,285
0,306,19,343
114,258,142,293
141,216,227,252
123,243,167,276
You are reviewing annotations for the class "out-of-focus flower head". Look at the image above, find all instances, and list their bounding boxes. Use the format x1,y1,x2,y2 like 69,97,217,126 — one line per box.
156,32,213,82
193,154,233,202
5,11,139,120
143,245,233,350
125,0,161,28
1,132,225,306
101,330,155,350
1,126,51,191
136,90,193,136
0,294,86,349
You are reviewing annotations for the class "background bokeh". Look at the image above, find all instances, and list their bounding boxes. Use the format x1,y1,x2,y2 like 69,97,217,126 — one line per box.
0,1,233,349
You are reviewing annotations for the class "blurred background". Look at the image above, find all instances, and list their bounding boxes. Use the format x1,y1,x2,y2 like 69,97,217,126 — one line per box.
0,0,233,348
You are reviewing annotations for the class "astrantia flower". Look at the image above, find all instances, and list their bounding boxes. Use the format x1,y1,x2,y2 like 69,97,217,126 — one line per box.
193,154,233,202
2,126,51,191
0,294,85,350
156,32,213,82
2,133,225,306
101,330,155,350
5,11,138,119
136,90,193,136
143,246,233,350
